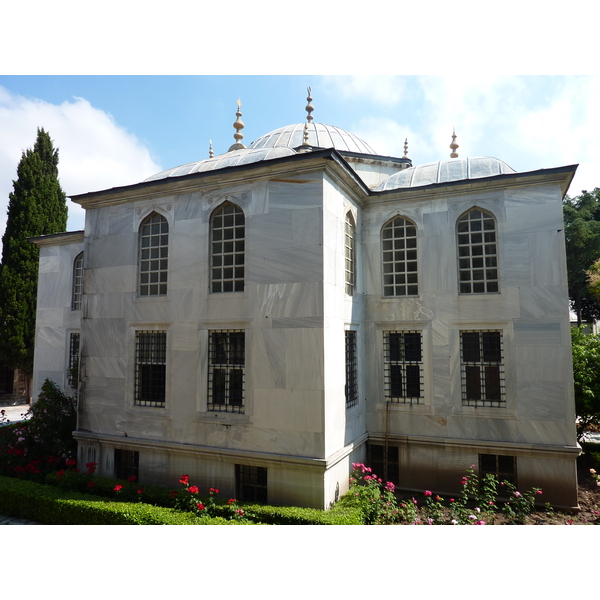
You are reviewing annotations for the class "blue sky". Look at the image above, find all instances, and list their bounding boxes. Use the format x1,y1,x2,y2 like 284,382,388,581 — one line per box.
1,75,598,237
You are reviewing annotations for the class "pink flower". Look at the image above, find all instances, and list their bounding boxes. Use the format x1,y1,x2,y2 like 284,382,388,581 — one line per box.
536,490,543,495
514,491,521,498
590,469,596,475
424,490,432,497
385,481,395,492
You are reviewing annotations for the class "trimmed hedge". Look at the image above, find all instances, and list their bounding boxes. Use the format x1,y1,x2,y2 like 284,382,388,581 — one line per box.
0,475,363,524
0,476,232,525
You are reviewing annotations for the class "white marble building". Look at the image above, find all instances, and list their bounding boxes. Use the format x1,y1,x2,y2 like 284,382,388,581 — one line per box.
31,101,580,509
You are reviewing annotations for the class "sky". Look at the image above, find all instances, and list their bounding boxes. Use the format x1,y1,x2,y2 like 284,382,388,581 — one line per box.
0,74,598,238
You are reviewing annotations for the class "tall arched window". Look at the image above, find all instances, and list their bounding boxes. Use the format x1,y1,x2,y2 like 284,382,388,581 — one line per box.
211,203,245,293
457,208,498,294
71,252,84,310
139,212,169,296
381,216,418,297
345,212,356,296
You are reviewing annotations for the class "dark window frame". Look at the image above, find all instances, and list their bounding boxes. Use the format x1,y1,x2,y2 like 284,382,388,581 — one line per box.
139,212,169,297
210,202,245,293
345,212,356,296
384,330,423,404
345,330,358,408
68,332,80,387
208,330,245,413
479,453,516,487
72,252,84,310
134,330,167,407
235,464,267,503
382,215,418,297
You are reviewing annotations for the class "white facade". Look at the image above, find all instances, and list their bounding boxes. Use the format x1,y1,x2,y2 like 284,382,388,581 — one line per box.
31,121,580,509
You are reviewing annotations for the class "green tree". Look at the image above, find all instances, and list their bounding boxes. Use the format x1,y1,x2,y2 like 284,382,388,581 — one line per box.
563,188,600,325
571,327,600,441
0,128,68,376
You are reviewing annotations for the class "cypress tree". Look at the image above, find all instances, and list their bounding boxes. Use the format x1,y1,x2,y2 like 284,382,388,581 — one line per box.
0,128,68,376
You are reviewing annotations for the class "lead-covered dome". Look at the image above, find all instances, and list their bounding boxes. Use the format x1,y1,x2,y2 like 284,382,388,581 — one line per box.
249,122,376,154
375,156,515,191
145,146,297,182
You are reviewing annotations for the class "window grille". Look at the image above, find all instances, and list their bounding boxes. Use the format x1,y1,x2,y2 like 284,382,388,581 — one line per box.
68,332,80,387
235,464,267,503
139,212,169,296
479,453,516,487
384,331,423,404
115,449,140,480
345,330,358,408
460,330,505,407
382,216,418,297
211,203,245,293
345,212,356,296
134,331,166,406
457,209,499,294
72,252,84,310
368,443,400,485
208,330,245,413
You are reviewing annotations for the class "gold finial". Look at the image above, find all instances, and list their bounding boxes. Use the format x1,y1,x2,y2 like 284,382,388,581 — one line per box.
209,140,214,158
403,138,409,159
228,99,246,151
450,128,459,158
298,87,315,152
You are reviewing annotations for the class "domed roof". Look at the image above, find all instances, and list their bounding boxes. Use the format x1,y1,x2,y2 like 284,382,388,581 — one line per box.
248,122,376,155
375,156,516,191
144,146,297,182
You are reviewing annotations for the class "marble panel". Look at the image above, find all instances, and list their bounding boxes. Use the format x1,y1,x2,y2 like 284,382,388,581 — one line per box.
247,243,322,284
108,208,134,236
86,356,126,379
285,328,324,390
85,318,127,357
422,210,450,237
254,388,324,433
519,285,569,320
500,233,531,287
253,328,287,389
86,265,136,294
446,414,517,443
246,210,294,251
172,324,199,353
293,208,323,247
514,320,562,345
517,380,567,421
38,253,60,274
173,192,204,222
436,287,520,323
267,178,322,210
87,233,135,268
515,345,567,382
514,419,575,446
503,186,562,233
271,316,323,328
529,230,566,287
253,282,322,320
420,232,455,293
86,293,125,319
36,307,69,329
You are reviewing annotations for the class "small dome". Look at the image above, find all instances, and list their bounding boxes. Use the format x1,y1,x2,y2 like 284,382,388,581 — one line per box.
145,146,297,182
375,157,516,191
248,122,376,154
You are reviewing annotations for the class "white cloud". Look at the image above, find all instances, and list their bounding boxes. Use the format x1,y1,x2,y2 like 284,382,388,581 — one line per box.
0,87,162,237
323,76,408,106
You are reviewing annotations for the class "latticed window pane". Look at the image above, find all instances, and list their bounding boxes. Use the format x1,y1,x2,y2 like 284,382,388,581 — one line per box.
135,331,166,406
235,464,267,503
211,203,245,293
460,330,505,407
457,209,499,294
345,330,358,408
479,453,516,487
139,213,169,296
72,252,84,310
115,449,139,480
68,332,80,387
384,331,423,404
345,213,356,296
382,216,418,297
208,330,245,413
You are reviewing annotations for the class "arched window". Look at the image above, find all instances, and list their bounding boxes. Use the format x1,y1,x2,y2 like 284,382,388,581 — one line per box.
381,216,418,297
139,212,169,296
71,252,84,310
211,203,245,293
457,208,498,294
345,212,356,296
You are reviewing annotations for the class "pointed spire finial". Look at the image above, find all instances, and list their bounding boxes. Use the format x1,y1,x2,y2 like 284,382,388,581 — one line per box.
209,140,214,159
403,138,409,159
298,87,315,152
228,99,246,152
450,128,459,158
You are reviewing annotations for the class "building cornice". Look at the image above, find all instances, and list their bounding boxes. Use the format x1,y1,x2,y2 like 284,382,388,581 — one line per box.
28,230,85,247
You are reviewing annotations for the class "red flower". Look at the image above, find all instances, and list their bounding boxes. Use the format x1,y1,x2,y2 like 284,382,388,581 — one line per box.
127,475,137,483
179,474,189,485
66,458,77,467
137,488,144,494
227,498,237,505
170,490,178,498
196,503,205,511
88,481,95,488
209,487,219,495
114,484,124,492
86,462,98,474
188,486,200,494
